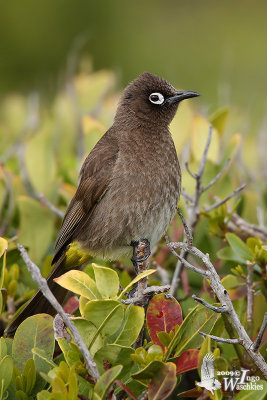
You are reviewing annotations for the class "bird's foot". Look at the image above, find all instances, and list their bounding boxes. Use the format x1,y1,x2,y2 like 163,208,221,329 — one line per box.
131,238,151,274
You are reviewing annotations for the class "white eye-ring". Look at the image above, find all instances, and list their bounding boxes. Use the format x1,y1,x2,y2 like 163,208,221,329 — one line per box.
149,92,165,105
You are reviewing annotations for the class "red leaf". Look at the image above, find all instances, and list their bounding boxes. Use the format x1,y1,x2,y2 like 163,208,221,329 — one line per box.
63,296,79,314
174,349,199,375
147,293,183,350
115,380,138,400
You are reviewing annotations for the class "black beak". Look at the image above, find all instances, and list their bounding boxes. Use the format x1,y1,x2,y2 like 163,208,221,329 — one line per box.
166,90,200,105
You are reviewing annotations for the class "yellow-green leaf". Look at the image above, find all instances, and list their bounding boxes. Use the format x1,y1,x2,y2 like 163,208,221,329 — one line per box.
92,263,119,298
0,355,13,396
54,270,100,299
210,107,229,136
117,269,156,299
84,300,124,337
0,238,7,290
18,196,54,263
114,305,144,346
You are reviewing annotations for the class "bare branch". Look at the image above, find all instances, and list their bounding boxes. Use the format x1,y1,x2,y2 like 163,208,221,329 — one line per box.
17,144,64,219
167,240,267,379
166,237,208,277
153,262,170,285
203,183,246,212
246,263,254,338
230,213,267,241
36,193,64,219
181,188,193,203
17,244,100,382
196,125,213,179
121,285,170,305
201,158,231,193
176,207,193,246
252,312,267,352
192,294,228,313
185,161,196,179
198,331,241,344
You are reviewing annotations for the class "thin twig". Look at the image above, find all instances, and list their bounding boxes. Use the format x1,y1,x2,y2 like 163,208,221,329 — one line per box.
230,213,267,241
17,244,100,382
197,126,213,175
201,158,230,192
177,207,193,246
36,193,64,219
185,162,196,179
252,312,267,352
203,184,246,212
170,127,212,295
198,331,241,344
166,237,208,277
192,294,228,313
246,263,254,338
17,144,64,218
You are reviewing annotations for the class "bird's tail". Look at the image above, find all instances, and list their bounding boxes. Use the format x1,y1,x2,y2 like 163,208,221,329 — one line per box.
4,254,69,337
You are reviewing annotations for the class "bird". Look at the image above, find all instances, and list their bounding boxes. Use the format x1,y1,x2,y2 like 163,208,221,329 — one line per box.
196,353,221,395
5,72,199,336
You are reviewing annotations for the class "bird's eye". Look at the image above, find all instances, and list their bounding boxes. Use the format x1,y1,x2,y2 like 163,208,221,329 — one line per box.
149,92,165,105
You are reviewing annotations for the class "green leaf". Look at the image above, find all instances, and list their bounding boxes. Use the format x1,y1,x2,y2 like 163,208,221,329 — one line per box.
147,362,177,400
117,269,156,299
84,300,124,337
0,355,13,396
12,314,55,374
54,270,100,300
92,263,119,298
93,365,122,400
114,305,144,346
22,358,36,394
157,332,172,347
94,344,134,378
18,196,54,264
73,319,103,356
217,246,246,264
132,360,165,381
165,305,218,360
225,233,253,262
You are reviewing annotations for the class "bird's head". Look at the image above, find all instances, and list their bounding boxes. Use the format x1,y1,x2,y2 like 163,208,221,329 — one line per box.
115,72,199,128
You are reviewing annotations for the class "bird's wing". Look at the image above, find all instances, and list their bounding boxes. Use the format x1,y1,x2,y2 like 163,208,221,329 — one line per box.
201,353,215,381
52,129,119,263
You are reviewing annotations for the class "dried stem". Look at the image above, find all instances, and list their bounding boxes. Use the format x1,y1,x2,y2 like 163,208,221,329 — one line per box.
17,244,100,382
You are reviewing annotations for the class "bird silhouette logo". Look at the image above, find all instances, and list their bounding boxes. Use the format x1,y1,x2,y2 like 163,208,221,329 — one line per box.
196,353,221,394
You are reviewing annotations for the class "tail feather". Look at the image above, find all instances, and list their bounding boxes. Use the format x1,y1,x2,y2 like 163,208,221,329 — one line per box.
5,254,69,337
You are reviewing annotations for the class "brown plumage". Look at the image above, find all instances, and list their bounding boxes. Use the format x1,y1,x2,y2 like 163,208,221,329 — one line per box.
5,72,199,336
